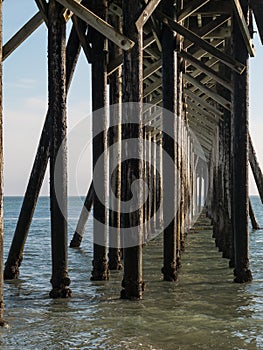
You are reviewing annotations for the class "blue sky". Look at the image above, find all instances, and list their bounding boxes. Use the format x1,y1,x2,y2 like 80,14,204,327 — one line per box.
2,1,263,196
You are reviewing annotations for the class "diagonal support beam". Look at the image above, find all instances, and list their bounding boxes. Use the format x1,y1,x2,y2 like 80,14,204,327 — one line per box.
56,0,134,51
179,50,233,92
158,12,246,73
184,88,223,118
136,0,162,29
249,133,263,203
178,0,211,22
3,11,44,61
183,73,231,111
232,0,255,56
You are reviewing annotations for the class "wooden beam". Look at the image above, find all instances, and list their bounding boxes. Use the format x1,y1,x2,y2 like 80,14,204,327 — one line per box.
183,73,231,111
71,15,92,63
250,0,263,45
34,0,49,24
143,59,162,80
178,0,210,22
184,15,230,50
184,88,223,117
136,0,162,29
179,50,233,92
158,13,245,74
3,11,44,61
232,0,255,56
56,0,134,51
144,79,162,98
249,134,263,203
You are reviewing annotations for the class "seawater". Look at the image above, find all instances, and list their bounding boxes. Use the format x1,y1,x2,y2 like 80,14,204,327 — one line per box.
0,196,262,350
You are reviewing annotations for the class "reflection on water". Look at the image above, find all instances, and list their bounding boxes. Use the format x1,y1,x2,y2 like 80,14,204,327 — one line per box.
0,196,262,349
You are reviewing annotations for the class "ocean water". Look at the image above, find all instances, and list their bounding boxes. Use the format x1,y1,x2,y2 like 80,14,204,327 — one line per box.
0,196,262,350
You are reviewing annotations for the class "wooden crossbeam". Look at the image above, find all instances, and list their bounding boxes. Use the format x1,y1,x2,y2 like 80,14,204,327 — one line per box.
178,0,211,22
183,73,231,111
56,0,134,51
184,88,223,117
158,13,245,73
184,15,230,50
186,100,219,126
143,59,162,80
136,0,162,29
179,50,233,92
3,11,44,61
144,79,162,98
231,0,255,56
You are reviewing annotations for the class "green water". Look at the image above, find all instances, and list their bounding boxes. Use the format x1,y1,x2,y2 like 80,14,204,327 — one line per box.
0,197,262,349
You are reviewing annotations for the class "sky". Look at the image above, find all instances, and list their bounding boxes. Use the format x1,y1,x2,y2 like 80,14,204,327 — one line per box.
2,1,263,196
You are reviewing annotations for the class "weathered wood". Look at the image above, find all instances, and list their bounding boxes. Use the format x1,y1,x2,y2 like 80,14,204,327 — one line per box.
250,0,263,44
120,0,144,300
90,0,109,282
158,12,245,74
0,0,4,326
56,0,134,51
161,0,178,282
178,0,210,22
232,1,252,283
108,14,122,271
136,0,162,29
71,15,92,63
249,199,260,230
232,0,255,56
249,134,263,203
4,26,81,280
183,73,232,111
179,50,233,92
70,181,94,248
49,0,71,298
35,0,49,24
3,11,44,61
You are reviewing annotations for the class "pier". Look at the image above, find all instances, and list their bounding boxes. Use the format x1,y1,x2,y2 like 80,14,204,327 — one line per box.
1,0,263,325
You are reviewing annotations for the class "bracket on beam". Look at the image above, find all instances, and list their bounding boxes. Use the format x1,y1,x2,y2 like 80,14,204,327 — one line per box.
231,0,255,56
55,0,134,51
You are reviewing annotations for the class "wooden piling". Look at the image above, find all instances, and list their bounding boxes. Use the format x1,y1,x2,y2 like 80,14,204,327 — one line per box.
49,0,71,298
108,14,122,270
0,0,4,325
232,2,252,283
90,0,109,281
120,0,144,299
161,0,178,282
4,26,81,279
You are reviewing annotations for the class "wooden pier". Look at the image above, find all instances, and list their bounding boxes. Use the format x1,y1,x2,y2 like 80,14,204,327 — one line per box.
1,0,263,324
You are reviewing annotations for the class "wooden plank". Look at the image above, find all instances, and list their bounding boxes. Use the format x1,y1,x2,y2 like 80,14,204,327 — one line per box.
179,50,233,92
232,0,255,56
158,13,245,73
3,11,44,61
136,0,162,29
178,0,211,22
56,0,134,51
183,73,232,110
